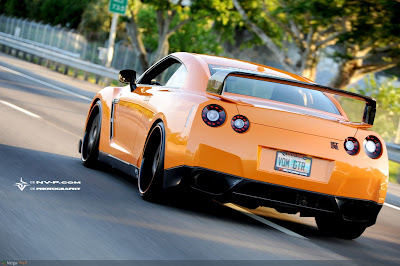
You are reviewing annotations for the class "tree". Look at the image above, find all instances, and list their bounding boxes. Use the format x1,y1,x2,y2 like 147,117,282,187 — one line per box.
328,0,400,89
39,0,93,28
124,0,226,71
352,75,400,142
77,0,224,72
78,0,115,41
232,0,400,89
125,0,191,71
232,0,348,80
1,0,93,29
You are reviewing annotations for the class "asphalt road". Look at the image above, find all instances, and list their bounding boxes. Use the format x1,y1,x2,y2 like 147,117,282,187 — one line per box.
0,53,399,265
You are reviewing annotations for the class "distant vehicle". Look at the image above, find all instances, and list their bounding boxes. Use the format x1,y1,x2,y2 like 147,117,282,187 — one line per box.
79,52,388,239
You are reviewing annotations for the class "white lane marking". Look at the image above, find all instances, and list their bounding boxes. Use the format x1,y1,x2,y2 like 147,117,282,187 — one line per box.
0,65,92,101
384,203,400,211
223,203,308,240
1,100,80,137
0,100,41,118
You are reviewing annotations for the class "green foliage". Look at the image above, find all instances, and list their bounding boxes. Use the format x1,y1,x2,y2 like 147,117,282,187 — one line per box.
40,0,93,28
170,19,223,55
356,75,400,113
328,0,400,66
353,75,400,141
389,161,400,184
338,0,400,46
190,0,244,45
1,0,93,28
234,0,346,48
135,4,158,51
79,0,113,41
116,0,226,55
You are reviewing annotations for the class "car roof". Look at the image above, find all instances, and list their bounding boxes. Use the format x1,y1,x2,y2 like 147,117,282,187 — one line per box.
190,53,312,83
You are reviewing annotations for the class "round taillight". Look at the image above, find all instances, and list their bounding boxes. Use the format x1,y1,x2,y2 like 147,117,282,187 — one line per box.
231,115,250,133
364,135,382,159
344,137,359,156
202,104,226,127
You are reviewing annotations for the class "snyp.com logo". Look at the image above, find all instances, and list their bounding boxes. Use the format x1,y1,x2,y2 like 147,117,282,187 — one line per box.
14,177,81,191
14,177,29,191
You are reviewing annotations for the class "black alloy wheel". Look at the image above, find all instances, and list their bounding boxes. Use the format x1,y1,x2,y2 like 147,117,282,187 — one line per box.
82,103,101,167
138,122,165,201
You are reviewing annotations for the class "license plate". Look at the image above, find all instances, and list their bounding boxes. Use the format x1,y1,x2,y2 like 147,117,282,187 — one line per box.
274,151,312,177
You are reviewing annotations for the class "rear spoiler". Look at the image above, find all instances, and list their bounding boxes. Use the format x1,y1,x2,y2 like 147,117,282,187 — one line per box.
206,70,376,125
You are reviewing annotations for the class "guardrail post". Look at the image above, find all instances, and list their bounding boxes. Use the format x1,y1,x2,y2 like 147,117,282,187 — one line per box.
74,68,79,78
397,169,400,184
63,65,69,75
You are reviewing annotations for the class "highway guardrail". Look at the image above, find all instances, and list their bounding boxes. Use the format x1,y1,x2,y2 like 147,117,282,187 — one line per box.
0,32,119,81
387,143,400,163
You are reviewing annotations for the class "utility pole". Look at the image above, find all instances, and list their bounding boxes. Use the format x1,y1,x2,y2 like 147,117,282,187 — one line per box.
105,13,118,68
106,0,128,68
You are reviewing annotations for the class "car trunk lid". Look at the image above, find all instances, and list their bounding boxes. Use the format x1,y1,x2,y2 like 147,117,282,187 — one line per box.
235,100,357,140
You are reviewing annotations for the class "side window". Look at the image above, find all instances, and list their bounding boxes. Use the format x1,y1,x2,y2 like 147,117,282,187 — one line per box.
164,64,187,87
138,58,186,87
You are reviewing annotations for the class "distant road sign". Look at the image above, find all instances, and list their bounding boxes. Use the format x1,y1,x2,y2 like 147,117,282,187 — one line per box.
109,0,128,15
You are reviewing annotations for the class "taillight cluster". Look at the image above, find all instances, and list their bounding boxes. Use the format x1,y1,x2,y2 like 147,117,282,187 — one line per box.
344,137,359,156
231,115,249,133
344,135,382,159
202,104,250,133
364,135,382,159
201,104,226,127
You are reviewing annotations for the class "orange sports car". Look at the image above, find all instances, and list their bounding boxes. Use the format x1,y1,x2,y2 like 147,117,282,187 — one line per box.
79,52,388,239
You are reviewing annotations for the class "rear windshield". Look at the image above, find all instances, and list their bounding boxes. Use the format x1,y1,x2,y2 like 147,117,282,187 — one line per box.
223,75,340,115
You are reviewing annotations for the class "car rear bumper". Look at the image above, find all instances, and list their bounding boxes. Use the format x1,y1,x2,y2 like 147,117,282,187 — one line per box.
182,114,388,204
164,165,383,227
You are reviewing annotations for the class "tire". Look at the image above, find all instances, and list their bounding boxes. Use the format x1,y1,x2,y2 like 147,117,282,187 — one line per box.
315,216,366,240
81,102,102,167
138,122,165,202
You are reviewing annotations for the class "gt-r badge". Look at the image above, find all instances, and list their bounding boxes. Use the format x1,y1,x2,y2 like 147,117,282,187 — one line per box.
331,142,339,150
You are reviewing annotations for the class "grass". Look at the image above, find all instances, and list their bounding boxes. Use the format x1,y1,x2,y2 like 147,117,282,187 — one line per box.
389,160,400,184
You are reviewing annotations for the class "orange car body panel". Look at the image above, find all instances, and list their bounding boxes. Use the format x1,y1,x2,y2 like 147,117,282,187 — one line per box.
85,52,388,205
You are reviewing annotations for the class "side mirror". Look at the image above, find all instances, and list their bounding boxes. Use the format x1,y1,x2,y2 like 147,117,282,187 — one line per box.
119,69,137,91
